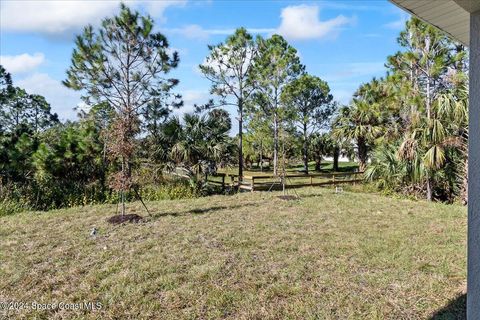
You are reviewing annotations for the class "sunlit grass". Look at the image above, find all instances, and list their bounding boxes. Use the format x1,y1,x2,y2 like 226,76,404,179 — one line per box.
0,187,466,319
219,160,359,176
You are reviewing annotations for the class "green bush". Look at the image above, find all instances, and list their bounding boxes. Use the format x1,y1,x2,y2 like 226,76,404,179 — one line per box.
0,178,205,215
140,181,198,201
0,198,29,216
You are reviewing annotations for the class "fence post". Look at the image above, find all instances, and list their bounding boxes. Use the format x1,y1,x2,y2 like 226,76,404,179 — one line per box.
222,174,225,191
251,177,255,192
310,175,313,186
333,174,336,187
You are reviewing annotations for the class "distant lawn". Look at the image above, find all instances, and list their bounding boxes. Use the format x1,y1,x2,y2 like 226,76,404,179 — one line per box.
289,160,359,173
219,160,359,177
0,188,466,319
316,160,359,172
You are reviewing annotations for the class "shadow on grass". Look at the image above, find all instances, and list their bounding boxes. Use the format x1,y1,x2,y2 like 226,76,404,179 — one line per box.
429,293,466,320
150,202,259,218
331,165,359,173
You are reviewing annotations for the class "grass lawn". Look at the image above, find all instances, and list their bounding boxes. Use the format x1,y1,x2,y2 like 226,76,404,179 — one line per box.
211,161,360,188
219,160,359,177
0,188,466,319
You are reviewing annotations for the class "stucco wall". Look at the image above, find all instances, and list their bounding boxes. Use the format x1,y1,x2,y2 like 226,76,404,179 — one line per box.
467,9,480,320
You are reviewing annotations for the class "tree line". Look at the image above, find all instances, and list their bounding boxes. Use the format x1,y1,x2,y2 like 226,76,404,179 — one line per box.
0,5,336,213
333,18,468,202
0,5,469,214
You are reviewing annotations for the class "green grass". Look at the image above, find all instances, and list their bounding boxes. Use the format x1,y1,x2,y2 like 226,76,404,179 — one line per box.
211,160,360,187
219,160,359,176
0,187,466,319
290,160,359,173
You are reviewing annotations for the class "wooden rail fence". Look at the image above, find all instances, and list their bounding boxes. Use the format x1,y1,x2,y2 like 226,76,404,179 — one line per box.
206,171,364,192
164,168,363,192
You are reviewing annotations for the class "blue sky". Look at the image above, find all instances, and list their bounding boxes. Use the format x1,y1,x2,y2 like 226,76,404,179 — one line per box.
0,0,409,126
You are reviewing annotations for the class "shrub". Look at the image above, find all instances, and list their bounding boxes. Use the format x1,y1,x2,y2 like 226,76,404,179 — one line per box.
0,178,206,215
140,180,198,201
0,198,29,216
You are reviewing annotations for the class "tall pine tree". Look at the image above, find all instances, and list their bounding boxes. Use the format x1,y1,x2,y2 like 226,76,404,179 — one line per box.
64,4,180,214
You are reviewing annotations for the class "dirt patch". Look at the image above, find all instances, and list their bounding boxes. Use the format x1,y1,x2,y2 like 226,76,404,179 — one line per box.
277,195,299,201
107,214,143,225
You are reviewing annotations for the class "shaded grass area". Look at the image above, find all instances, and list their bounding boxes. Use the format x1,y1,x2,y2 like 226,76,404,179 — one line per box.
0,188,466,319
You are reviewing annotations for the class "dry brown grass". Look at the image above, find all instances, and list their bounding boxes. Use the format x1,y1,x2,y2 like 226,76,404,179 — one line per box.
0,187,466,319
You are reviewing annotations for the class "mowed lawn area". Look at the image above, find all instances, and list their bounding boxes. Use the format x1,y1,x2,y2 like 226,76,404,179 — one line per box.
0,188,466,319
219,160,359,176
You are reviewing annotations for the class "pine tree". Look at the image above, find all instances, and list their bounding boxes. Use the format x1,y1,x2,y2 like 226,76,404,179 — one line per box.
199,28,257,180
249,35,304,175
282,74,335,174
63,4,180,214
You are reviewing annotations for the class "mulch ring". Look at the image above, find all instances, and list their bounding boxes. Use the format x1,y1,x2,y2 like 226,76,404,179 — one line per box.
107,214,143,225
277,195,299,201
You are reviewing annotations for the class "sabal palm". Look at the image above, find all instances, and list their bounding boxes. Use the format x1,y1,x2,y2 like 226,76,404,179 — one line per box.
398,84,468,201
333,100,383,172
365,144,409,190
171,113,207,171
171,111,232,174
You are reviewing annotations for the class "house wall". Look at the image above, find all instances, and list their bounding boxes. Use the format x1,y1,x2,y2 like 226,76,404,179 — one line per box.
468,9,480,320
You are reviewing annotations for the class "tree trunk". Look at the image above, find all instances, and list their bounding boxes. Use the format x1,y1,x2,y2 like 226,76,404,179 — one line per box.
273,112,279,176
426,177,433,201
121,191,125,215
357,137,368,172
426,77,431,119
333,146,339,172
238,98,244,181
302,123,309,174
259,141,263,172
121,156,126,215
315,157,322,172
245,155,250,170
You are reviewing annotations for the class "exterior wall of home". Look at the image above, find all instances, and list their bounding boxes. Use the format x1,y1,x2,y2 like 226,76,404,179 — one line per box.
468,9,480,320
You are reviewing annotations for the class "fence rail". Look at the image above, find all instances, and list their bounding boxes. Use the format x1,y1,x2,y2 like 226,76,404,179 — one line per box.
206,171,363,192
164,169,363,192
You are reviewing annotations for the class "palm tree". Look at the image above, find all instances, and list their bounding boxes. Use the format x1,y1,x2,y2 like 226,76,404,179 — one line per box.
398,84,468,201
365,143,410,191
437,85,468,203
170,109,232,177
310,132,353,172
332,101,382,172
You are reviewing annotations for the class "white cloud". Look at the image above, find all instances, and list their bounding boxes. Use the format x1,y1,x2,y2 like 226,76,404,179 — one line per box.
175,90,210,116
321,62,386,82
168,25,211,40
165,25,274,40
142,0,186,18
275,5,354,41
163,5,353,42
0,0,186,36
331,88,355,105
17,73,83,120
384,12,409,30
0,53,45,74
